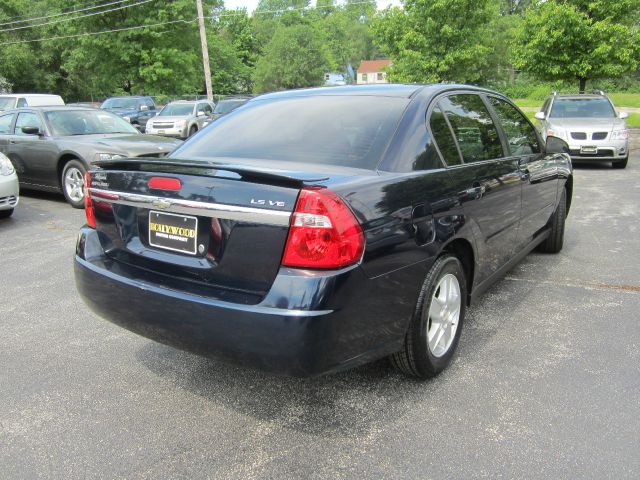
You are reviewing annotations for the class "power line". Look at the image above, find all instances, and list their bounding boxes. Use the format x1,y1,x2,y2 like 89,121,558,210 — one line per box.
0,0,133,27
0,17,196,46
0,0,378,46
0,0,156,33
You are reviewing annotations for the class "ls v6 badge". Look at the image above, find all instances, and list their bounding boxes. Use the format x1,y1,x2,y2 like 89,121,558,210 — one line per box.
250,198,286,207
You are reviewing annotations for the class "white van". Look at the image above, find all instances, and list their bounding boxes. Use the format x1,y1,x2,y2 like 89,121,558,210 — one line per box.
0,93,65,111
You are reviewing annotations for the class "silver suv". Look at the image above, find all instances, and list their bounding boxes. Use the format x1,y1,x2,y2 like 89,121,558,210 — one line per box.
536,92,629,169
145,100,214,139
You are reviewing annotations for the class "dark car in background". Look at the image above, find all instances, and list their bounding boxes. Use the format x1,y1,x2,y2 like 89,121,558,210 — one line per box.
75,84,573,378
101,96,158,132
202,96,251,126
0,106,181,208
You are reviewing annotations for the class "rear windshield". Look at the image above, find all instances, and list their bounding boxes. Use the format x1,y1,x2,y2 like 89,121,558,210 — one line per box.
172,96,408,169
101,98,138,110
549,98,616,119
160,103,195,116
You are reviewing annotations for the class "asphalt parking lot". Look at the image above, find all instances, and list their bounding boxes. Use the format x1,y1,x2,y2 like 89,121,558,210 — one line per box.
1,156,639,479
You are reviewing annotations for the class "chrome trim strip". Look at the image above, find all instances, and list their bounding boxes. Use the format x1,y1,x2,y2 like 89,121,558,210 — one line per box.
89,188,292,226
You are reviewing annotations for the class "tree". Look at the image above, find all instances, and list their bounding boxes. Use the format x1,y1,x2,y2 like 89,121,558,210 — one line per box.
253,23,332,92
372,0,501,84
513,0,640,92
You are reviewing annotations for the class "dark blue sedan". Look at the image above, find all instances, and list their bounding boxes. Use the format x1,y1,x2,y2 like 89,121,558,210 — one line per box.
75,84,573,378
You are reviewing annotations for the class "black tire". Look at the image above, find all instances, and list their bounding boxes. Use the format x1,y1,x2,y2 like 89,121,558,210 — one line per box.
61,159,87,209
188,125,198,137
391,255,467,379
0,208,13,218
538,188,566,253
612,157,628,169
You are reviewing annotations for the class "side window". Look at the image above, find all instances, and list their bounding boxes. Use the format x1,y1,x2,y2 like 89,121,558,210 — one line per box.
438,94,504,163
203,103,213,114
16,98,27,108
14,112,42,135
489,97,541,156
0,113,15,134
429,105,462,166
145,98,155,108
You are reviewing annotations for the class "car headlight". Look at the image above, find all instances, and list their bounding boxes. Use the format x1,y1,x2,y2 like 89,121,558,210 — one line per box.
122,116,131,123
95,153,127,162
547,128,565,140
0,152,15,176
611,129,629,140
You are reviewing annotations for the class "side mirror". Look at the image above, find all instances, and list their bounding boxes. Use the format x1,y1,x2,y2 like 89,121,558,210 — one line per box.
546,136,570,154
21,126,41,135
534,112,546,121
619,111,629,119
197,110,205,117
140,105,149,112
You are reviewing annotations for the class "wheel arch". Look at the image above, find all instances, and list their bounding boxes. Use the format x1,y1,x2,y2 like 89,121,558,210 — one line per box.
440,237,476,305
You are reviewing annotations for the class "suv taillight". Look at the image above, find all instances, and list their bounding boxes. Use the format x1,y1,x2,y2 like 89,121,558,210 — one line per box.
84,171,96,228
282,188,364,269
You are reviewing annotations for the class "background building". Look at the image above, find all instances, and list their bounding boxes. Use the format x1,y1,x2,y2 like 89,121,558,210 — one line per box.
356,60,391,84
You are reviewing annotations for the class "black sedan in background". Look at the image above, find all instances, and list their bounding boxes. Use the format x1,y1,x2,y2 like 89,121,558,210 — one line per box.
75,84,573,378
0,107,181,207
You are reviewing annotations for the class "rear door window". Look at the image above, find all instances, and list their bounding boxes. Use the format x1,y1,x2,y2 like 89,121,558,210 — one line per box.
489,97,541,156
14,112,42,135
16,98,27,108
429,105,462,166
0,113,15,133
438,94,504,163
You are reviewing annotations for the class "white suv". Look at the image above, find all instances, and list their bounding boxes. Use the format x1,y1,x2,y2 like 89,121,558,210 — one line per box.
536,92,629,169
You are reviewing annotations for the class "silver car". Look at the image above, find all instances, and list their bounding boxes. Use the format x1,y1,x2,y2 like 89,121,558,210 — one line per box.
0,152,19,218
536,92,629,168
145,100,215,139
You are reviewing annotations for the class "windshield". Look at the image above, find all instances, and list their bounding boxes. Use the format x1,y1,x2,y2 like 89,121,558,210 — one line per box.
101,98,139,110
159,103,195,117
45,110,139,136
0,97,16,110
171,96,408,170
549,98,616,119
214,99,247,115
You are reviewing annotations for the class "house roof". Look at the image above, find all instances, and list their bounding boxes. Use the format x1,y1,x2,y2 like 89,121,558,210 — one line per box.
357,60,391,74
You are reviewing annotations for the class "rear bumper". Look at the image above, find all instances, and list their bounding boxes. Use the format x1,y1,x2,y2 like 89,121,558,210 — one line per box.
74,227,414,376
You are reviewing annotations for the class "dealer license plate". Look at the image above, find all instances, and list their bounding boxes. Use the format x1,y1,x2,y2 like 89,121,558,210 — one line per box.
149,211,198,255
580,146,597,154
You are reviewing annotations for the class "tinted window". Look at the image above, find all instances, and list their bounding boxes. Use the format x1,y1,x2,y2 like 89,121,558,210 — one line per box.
429,105,462,166
439,94,504,163
15,112,42,135
549,98,615,119
17,98,27,108
172,96,408,170
101,98,138,109
0,113,14,133
213,99,247,115
489,97,541,155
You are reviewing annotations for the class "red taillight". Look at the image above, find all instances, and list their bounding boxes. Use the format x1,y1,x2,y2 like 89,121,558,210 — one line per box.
282,188,364,269
84,171,96,228
149,177,181,191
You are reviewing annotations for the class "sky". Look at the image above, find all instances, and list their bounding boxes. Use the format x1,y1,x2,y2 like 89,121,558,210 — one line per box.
223,0,403,14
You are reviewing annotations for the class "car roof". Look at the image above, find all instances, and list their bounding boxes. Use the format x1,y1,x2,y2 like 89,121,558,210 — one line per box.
6,106,100,112
254,84,507,102
553,94,607,100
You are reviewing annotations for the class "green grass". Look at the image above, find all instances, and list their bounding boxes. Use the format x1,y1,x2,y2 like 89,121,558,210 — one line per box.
625,112,640,127
513,98,543,108
608,93,640,109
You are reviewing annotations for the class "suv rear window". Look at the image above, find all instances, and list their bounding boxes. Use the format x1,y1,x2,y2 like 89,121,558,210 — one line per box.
172,96,409,170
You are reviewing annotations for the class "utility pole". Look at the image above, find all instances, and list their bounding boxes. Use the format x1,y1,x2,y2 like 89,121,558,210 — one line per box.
196,0,213,102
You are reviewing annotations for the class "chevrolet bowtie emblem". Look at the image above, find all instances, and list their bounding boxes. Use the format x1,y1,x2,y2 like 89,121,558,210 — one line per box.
152,199,172,209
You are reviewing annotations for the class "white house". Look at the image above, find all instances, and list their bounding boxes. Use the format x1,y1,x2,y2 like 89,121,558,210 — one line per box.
356,60,391,85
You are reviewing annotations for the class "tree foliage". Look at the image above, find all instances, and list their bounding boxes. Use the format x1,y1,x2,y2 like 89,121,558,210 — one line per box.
372,0,501,84
513,0,640,92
